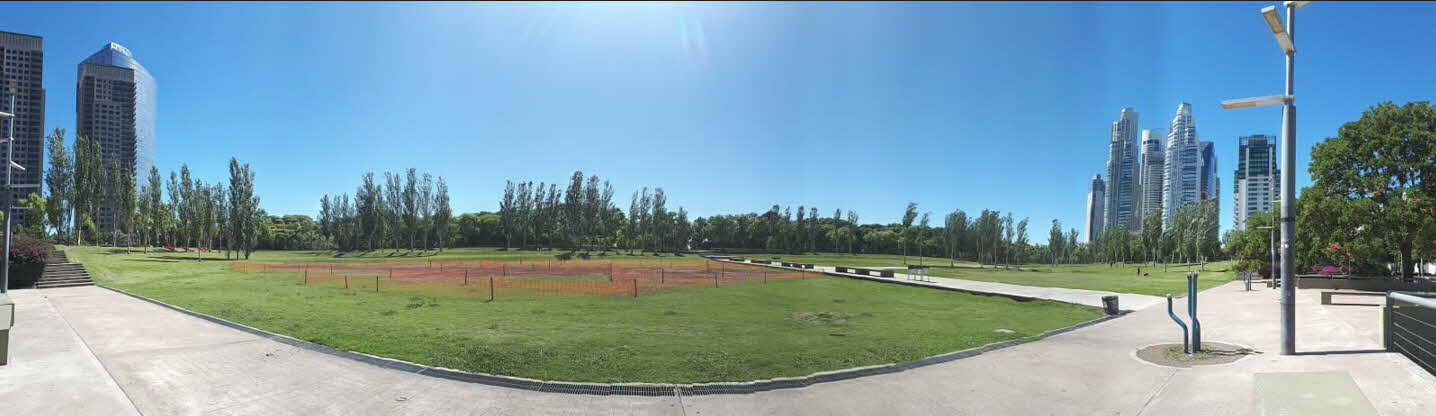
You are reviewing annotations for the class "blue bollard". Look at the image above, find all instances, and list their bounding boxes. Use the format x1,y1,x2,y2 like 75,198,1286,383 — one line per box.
1188,272,1202,352
1167,294,1189,354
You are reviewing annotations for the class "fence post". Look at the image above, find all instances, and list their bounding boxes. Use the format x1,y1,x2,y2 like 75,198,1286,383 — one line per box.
764,269,767,284
304,270,308,285
375,276,379,292
714,273,719,288
633,278,638,298
344,275,349,289
661,268,665,284
489,277,495,301
1384,292,1394,351
465,269,470,285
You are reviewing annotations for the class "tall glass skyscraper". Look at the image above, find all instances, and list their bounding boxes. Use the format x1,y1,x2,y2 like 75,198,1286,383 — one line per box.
1103,108,1139,232
1138,129,1165,224
1085,174,1105,243
1162,102,1200,227
77,42,156,233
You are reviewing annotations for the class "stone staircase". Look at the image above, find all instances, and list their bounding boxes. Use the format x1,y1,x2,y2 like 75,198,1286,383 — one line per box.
35,249,94,289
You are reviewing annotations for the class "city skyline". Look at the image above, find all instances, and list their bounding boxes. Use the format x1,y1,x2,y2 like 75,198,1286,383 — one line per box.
2,3,1435,240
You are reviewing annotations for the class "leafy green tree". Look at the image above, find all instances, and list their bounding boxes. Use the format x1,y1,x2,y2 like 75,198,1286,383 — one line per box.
44,128,72,241
1048,219,1064,265
1308,101,1435,278
227,158,259,259
432,177,451,252
900,202,918,263
20,193,46,238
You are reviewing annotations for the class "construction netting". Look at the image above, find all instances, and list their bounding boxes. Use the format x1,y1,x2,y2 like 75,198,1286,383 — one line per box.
230,258,817,300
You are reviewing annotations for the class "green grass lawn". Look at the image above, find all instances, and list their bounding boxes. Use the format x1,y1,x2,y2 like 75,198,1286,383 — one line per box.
924,262,1236,297
736,252,1234,297
143,246,703,264
71,246,1102,384
739,252,978,269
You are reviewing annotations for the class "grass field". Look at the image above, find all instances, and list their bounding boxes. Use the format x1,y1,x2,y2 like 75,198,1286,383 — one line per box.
742,252,1235,297
740,252,978,268
925,262,1236,297
70,246,1103,384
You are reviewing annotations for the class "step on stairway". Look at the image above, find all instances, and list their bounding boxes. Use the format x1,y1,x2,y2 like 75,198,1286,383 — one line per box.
35,249,94,289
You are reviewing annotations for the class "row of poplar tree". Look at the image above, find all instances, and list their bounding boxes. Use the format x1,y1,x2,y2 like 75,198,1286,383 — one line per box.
316,169,453,253
40,128,262,259
497,171,690,255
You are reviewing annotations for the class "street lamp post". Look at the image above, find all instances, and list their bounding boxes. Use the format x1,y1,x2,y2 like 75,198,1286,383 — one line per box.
1,83,14,294
1221,1,1310,356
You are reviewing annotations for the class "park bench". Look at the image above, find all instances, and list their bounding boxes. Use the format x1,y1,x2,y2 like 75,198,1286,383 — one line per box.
843,267,893,278
907,265,932,282
1320,290,1385,305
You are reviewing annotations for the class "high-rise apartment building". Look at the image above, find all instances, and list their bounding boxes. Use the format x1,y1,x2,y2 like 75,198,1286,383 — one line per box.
1162,102,1201,226
1233,135,1280,230
77,42,156,233
0,31,45,225
1085,174,1105,243
1138,129,1165,224
1199,141,1218,201
1103,108,1140,231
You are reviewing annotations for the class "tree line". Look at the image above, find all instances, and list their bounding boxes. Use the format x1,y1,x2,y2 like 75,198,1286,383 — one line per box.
1086,198,1220,266
29,129,261,258
495,171,691,256
317,168,452,254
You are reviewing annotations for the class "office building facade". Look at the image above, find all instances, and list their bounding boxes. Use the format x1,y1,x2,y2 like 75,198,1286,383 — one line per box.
1085,174,1105,243
1103,108,1140,232
1233,135,1280,230
0,31,45,225
77,42,156,233
1137,129,1165,224
1162,102,1201,227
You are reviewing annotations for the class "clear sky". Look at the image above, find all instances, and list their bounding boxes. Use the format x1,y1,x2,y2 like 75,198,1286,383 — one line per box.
3,1,1434,240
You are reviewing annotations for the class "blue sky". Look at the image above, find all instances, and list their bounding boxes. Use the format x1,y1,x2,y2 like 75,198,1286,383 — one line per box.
3,1,1434,240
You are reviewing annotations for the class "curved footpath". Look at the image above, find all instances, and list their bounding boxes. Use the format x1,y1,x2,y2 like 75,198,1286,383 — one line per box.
746,259,1167,312
3,280,1435,414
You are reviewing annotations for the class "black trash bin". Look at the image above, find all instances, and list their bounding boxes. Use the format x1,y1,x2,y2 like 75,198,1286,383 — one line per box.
1101,295,1120,315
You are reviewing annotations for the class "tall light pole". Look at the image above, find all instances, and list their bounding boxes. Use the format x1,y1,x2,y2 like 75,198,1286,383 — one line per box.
1221,1,1310,356
1,82,14,294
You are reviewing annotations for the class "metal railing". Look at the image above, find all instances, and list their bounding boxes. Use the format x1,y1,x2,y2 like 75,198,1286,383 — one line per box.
1385,292,1436,376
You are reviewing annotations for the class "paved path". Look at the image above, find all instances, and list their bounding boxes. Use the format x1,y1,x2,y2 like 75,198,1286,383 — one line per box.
0,289,138,415
5,281,1436,415
801,262,1166,311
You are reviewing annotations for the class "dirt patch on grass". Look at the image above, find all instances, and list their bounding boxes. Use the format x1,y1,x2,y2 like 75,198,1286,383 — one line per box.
790,312,849,325
1135,342,1257,368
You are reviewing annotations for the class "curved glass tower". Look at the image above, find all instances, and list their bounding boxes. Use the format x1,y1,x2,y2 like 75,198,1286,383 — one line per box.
77,42,156,232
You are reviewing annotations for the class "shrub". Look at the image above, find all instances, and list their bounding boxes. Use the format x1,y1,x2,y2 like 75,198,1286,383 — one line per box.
6,235,52,288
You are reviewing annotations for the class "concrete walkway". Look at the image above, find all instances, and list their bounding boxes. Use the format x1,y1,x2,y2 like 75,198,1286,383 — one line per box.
5,282,1436,415
0,289,138,415
805,263,1167,311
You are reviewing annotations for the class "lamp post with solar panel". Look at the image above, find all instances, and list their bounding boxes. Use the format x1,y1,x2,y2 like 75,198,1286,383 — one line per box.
1220,1,1311,356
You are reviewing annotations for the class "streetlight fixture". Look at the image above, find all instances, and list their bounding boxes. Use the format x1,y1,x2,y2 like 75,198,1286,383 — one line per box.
1220,1,1311,356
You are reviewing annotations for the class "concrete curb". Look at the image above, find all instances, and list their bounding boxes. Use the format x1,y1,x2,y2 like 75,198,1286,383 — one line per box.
95,285,1124,396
